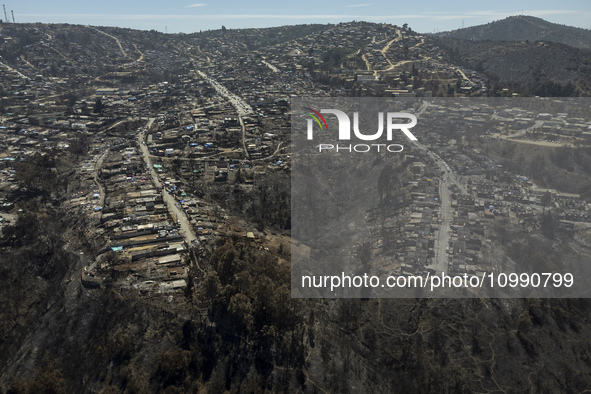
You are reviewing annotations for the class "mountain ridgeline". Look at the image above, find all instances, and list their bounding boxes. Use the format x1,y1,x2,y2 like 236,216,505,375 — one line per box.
438,15,591,49
432,15,591,96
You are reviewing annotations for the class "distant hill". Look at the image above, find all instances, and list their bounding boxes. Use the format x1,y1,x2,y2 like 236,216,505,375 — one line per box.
438,15,591,49
432,36,591,95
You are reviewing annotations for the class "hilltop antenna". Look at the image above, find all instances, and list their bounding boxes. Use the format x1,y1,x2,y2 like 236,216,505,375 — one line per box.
11,9,14,23
3,5,8,24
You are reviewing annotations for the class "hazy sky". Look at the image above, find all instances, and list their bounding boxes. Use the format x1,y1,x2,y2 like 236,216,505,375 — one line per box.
9,0,591,34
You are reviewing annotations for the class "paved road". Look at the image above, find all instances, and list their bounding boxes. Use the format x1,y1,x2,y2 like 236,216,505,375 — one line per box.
414,102,468,273
138,119,196,245
410,144,459,274
431,157,454,273
195,70,252,116
196,70,253,158
238,115,250,159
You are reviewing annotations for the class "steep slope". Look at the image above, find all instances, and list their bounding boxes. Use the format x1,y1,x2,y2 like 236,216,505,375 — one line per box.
432,36,591,95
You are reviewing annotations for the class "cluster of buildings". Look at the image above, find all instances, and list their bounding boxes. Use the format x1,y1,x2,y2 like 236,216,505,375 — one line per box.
2,21,591,294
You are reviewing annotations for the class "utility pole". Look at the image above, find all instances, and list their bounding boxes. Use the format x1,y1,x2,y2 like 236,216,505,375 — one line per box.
3,5,8,24
11,9,14,23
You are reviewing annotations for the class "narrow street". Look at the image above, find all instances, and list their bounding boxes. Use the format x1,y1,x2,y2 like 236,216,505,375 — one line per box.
196,69,253,158
0,60,27,78
137,119,197,245
261,58,279,72
431,157,453,273
93,149,109,209
414,102,467,273
239,115,250,159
